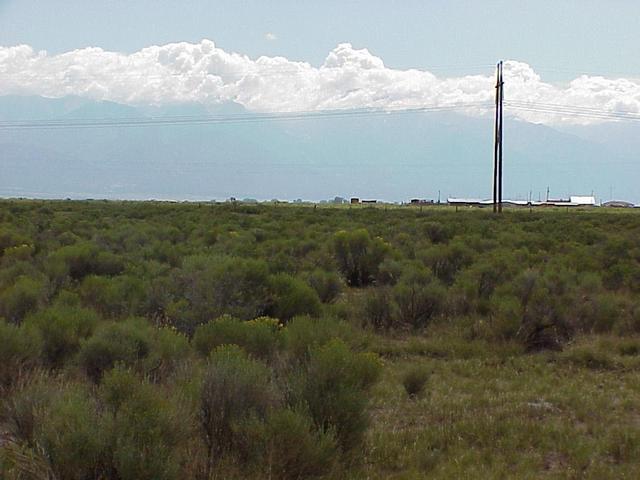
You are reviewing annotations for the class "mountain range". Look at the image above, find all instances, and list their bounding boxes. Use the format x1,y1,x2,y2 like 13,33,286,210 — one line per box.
0,95,637,203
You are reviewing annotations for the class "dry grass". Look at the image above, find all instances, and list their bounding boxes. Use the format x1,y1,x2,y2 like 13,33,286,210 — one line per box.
349,334,640,479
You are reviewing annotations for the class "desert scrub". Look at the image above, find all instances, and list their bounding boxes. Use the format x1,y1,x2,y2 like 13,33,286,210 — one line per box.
193,315,281,360
560,343,619,370
297,339,382,453
402,365,430,397
199,345,276,473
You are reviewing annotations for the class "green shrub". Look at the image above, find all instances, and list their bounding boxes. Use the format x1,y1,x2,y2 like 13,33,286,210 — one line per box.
93,251,126,276
488,303,521,342
299,339,381,452
54,289,82,307
501,268,575,351
423,221,452,244
376,258,404,286
79,274,145,318
0,229,30,256
361,287,394,330
283,316,361,361
451,253,519,316
420,241,473,285
193,315,280,360
100,366,140,411
173,255,271,334
333,229,390,286
200,345,275,470
0,275,46,324
36,385,108,480
393,266,445,329
24,304,99,367
578,292,623,334
148,327,192,381
47,242,124,281
268,273,321,321
306,269,343,303
101,368,184,480
78,319,153,382
261,409,337,479
0,320,42,388
402,365,430,397
2,374,57,445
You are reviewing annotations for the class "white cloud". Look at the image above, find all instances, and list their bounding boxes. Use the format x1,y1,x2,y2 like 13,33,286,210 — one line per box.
0,39,639,125
264,33,277,41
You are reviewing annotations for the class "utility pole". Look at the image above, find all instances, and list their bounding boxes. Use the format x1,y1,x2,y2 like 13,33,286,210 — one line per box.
498,61,504,213
493,61,504,213
493,63,500,213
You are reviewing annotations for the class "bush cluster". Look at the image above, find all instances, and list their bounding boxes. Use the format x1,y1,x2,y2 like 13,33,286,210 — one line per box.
2,200,640,477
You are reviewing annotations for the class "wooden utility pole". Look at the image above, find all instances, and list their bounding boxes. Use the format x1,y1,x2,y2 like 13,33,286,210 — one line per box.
493,61,504,213
493,63,500,213
498,61,504,213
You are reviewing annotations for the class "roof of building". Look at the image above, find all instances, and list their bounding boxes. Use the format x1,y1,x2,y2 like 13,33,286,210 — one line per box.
569,196,596,205
447,198,493,205
602,200,635,207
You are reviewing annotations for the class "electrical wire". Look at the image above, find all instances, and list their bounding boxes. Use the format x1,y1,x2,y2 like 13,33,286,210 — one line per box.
0,102,493,131
505,100,640,116
0,101,489,126
504,101,640,122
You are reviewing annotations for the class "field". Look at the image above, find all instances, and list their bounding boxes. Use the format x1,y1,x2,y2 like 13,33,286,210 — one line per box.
1,200,640,479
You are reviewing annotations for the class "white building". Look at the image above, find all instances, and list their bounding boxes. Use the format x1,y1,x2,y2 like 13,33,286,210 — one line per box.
569,196,596,206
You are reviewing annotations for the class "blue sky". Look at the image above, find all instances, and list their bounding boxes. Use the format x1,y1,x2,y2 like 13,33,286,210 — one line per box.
1,0,639,81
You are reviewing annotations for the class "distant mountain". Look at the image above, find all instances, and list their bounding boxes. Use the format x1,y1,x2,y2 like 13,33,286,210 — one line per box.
0,95,637,202
0,95,96,121
560,122,640,168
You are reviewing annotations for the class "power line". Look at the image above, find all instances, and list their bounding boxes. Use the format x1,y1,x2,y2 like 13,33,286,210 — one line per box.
0,102,490,126
2,100,634,129
505,100,640,117
504,103,640,122
0,102,493,131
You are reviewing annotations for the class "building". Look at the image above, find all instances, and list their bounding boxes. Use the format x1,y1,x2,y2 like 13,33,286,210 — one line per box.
537,195,596,207
350,197,360,204
448,195,599,208
569,196,596,206
410,199,435,205
602,200,634,208
447,198,493,207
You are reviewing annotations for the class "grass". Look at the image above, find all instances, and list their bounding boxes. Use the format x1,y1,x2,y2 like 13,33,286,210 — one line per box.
349,333,640,479
401,365,431,398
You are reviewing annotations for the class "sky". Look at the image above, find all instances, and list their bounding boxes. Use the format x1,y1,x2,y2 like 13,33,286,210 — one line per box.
1,1,639,125
0,1,639,201
1,0,639,80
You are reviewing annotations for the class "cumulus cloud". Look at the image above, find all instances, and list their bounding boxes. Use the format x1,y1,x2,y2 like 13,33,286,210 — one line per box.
264,33,277,41
0,39,639,125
